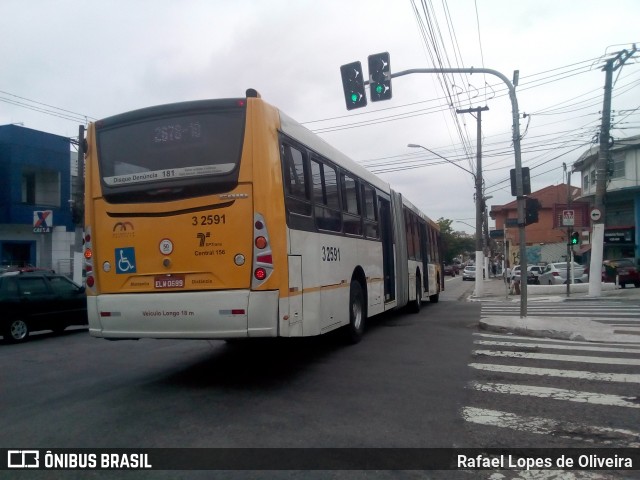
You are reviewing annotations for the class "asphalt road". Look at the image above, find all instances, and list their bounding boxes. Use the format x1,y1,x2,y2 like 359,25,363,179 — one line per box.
2,277,637,479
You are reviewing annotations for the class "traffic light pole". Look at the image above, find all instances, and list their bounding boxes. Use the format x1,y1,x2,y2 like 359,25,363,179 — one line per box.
374,67,527,316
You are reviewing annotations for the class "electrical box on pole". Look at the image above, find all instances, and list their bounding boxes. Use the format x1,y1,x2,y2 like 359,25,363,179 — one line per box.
368,52,392,102
340,61,367,110
510,167,531,196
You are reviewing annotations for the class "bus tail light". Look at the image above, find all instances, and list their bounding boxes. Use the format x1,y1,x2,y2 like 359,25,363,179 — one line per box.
255,236,267,249
254,268,267,281
252,213,273,288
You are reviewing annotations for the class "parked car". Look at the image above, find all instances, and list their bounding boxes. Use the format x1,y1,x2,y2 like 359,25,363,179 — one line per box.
512,266,539,285
510,265,520,282
0,271,87,343
602,258,640,288
444,264,459,276
538,262,588,285
527,265,545,280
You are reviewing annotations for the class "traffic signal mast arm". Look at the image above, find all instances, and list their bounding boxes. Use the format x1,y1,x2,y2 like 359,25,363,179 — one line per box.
339,62,528,315
384,66,528,317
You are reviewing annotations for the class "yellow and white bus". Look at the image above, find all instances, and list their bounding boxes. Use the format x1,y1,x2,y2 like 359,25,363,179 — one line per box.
83,90,442,343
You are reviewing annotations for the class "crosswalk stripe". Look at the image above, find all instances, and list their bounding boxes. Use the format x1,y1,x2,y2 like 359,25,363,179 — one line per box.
473,349,640,365
470,382,640,408
474,339,640,354
461,407,640,448
481,309,640,317
473,332,640,348
469,362,640,383
468,314,640,446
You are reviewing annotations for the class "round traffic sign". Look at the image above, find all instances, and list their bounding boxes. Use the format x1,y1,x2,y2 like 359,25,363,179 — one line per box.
590,208,602,221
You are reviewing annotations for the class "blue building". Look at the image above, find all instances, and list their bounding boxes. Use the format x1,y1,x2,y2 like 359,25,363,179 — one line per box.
0,124,80,272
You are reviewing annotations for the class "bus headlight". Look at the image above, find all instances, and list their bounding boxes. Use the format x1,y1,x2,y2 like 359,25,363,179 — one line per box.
103,261,111,272
234,254,245,266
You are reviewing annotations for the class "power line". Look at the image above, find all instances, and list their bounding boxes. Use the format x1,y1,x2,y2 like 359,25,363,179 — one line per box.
0,90,95,124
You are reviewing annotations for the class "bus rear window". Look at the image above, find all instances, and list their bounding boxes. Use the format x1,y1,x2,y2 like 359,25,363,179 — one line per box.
96,106,245,194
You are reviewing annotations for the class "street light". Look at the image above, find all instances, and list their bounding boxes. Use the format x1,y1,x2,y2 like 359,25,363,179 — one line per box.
453,220,475,231
408,142,485,297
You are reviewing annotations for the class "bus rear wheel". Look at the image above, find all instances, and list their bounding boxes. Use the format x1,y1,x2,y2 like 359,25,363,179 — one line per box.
409,277,421,313
345,281,365,344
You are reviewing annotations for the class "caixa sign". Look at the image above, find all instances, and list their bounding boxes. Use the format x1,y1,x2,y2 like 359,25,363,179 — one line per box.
33,210,53,233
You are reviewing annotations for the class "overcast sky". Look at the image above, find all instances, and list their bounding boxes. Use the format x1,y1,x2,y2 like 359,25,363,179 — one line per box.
1,0,639,234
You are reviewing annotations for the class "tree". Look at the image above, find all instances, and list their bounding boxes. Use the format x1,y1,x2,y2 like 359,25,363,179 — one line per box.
437,217,475,263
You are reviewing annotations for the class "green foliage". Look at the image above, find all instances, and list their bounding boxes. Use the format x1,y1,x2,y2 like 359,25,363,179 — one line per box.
437,217,475,263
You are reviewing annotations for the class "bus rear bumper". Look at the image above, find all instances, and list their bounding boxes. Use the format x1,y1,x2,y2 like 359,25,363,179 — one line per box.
87,290,279,339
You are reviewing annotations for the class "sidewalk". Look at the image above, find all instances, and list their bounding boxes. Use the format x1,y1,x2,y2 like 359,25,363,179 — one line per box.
467,276,640,343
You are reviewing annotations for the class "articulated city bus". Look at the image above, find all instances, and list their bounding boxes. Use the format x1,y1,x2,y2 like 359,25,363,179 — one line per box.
83,89,442,343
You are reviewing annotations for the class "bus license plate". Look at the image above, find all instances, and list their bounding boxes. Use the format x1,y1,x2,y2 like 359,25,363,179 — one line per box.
154,275,185,289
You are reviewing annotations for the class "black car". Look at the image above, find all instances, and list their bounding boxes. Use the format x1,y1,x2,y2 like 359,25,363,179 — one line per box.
0,272,87,343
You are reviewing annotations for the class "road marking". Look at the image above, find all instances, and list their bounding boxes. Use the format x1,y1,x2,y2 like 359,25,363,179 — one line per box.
474,332,640,348
481,308,640,317
470,382,640,408
469,362,640,383
473,349,640,365
462,407,640,448
474,339,640,354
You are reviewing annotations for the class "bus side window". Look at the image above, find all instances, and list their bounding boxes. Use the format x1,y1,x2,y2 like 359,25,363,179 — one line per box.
341,173,362,236
405,209,415,259
362,185,379,239
282,144,312,216
311,158,342,232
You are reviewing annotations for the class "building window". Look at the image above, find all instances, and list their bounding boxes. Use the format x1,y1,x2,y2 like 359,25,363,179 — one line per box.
590,170,596,186
22,172,36,204
21,169,60,207
610,152,625,179
583,174,589,191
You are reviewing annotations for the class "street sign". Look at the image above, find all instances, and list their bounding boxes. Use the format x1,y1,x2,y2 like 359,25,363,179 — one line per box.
590,208,602,221
562,209,574,226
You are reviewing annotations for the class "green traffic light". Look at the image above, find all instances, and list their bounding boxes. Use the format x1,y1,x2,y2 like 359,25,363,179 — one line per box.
351,93,358,102
375,85,383,94
571,233,579,244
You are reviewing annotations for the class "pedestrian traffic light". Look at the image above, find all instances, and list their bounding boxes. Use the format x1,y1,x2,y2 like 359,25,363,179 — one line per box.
340,61,367,110
368,52,392,102
570,231,580,245
525,197,540,226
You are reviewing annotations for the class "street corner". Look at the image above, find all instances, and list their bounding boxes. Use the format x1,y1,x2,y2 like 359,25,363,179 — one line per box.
478,315,575,341
479,312,640,343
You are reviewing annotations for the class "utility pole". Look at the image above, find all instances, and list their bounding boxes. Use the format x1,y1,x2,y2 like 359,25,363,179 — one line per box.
564,163,571,297
588,45,637,297
457,106,489,297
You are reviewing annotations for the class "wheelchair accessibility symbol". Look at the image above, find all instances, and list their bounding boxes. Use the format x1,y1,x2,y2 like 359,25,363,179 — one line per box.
115,247,137,274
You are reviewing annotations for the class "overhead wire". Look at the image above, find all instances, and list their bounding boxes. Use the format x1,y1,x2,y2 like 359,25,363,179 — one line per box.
0,89,95,124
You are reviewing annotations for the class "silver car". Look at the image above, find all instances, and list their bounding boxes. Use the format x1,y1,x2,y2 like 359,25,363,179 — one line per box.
538,262,588,285
462,266,476,281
